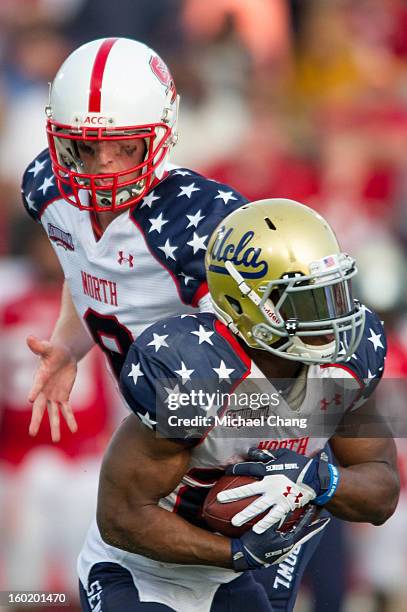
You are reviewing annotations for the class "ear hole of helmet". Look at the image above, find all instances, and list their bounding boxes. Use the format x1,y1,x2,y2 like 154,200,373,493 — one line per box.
225,294,243,315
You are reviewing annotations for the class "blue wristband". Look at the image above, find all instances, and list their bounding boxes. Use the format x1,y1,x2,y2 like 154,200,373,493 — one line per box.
314,464,340,505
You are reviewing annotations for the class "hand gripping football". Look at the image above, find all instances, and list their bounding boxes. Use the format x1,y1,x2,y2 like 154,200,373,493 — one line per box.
202,474,312,538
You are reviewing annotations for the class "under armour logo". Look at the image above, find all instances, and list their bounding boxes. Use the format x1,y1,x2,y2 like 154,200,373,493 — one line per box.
285,319,298,336
294,492,303,504
118,251,134,267
320,398,329,411
320,393,342,411
283,486,303,505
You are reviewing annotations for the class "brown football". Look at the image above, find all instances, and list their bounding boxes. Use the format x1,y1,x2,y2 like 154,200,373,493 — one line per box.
202,474,310,538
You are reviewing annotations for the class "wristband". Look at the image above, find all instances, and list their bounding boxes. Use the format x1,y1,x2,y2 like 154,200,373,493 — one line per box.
314,464,340,505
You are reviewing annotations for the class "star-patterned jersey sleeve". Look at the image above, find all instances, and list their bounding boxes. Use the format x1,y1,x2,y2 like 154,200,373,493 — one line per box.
21,149,63,223
130,168,248,307
322,305,387,411
120,312,251,444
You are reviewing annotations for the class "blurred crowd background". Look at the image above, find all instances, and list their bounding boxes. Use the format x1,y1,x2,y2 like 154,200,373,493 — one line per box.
0,1,406,611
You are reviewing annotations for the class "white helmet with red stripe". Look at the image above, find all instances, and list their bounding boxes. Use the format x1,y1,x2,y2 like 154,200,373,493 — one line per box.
46,37,179,212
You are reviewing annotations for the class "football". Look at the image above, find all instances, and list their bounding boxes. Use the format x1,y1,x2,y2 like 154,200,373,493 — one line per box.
202,474,311,538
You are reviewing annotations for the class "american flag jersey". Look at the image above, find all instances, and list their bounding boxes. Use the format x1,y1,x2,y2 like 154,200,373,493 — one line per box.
119,307,386,527
21,149,248,378
78,306,386,597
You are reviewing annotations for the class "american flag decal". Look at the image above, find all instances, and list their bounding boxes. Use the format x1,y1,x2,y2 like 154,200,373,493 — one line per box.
322,256,336,267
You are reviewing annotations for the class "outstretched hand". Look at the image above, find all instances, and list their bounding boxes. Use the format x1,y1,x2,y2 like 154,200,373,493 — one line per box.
26,335,78,442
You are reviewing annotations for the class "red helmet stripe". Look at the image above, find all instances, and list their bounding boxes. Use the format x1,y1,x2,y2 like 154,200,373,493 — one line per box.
88,38,118,112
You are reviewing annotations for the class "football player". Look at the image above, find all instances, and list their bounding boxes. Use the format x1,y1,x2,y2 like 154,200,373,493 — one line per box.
78,199,399,611
21,37,248,442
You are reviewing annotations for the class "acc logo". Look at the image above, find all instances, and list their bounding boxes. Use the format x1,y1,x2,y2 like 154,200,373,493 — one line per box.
209,227,268,278
72,114,116,127
149,55,177,103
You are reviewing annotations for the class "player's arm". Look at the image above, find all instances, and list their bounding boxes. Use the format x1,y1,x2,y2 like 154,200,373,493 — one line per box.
28,279,94,368
328,430,399,525
96,413,233,567
97,414,327,570
49,280,94,360
27,280,94,441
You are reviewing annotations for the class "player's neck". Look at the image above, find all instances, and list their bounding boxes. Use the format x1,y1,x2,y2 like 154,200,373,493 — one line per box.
93,210,123,234
239,339,303,379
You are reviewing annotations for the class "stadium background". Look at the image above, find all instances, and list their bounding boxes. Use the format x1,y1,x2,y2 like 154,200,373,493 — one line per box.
0,1,406,610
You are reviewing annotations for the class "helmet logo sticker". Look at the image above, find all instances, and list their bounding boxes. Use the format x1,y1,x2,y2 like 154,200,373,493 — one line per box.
209,227,268,278
72,113,115,127
149,55,177,102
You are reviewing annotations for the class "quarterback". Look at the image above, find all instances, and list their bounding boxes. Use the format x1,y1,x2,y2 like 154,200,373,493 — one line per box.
78,200,400,611
21,37,248,442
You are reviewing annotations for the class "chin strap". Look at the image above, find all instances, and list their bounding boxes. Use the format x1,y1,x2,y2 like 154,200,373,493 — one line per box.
93,177,147,209
285,336,337,362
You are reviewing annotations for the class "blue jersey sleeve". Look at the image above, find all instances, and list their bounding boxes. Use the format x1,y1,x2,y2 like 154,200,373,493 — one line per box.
120,313,250,443
174,175,248,304
130,169,248,306
343,305,387,409
21,149,60,223
120,340,172,433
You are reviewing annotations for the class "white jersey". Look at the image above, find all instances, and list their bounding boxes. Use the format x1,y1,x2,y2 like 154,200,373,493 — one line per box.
22,150,248,378
78,310,386,611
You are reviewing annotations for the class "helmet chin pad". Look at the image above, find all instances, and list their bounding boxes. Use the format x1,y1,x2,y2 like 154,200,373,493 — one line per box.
93,178,147,209
285,337,337,362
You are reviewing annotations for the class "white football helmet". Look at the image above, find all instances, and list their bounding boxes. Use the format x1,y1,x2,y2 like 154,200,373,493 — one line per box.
46,38,179,211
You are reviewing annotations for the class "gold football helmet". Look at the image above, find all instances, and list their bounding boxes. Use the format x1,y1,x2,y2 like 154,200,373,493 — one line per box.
205,199,365,364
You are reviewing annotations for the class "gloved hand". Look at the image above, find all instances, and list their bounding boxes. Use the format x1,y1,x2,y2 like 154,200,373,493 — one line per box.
218,447,339,534
231,504,330,570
